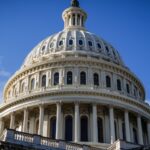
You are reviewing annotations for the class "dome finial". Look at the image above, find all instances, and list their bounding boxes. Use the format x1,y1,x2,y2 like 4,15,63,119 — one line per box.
71,0,80,7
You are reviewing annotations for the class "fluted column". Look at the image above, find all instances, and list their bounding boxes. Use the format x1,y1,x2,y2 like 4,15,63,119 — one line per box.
124,110,131,142
23,108,29,132
0,118,4,134
10,112,15,129
74,102,80,142
147,121,150,144
109,107,115,144
56,103,62,139
118,118,123,140
92,104,98,143
137,115,143,145
38,105,44,135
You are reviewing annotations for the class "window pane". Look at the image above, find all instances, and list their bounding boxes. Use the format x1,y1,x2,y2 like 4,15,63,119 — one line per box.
67,71,73,85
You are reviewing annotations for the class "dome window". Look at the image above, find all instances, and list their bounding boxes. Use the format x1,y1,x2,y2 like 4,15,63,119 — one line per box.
106,75,111,88
69,39,73,45
54,72,59,86
80,71,86,85
97,43,101,49
88,41,93,47
93,73,99,86
79,40,83,46
117,79,122,91
126,83,130,94
42,46,45,51
67,71,73,85
42,75,46,87
50,42,54,48
105,46,109,53
59,40,63,46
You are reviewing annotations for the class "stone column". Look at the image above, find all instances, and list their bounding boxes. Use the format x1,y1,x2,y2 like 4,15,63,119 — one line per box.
56,103,62,139
92,104,98,143
74,67,79,86
10,112,15,129
112,74,117,91
118,118,123,140
147,121,150,144
74,102,80,142
88,68,92,87
0,118,4,134
137,115,143,145
38,105,44,135
23,108,29,132
124,110,131,142
60,69,64,86
109,107,115,144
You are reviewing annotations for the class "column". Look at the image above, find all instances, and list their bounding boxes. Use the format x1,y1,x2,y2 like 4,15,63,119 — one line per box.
74,67,79,86
0,118,4,134
74,103,80,142
23,108,29,132
118,118,123,140
112,73,117,91
38,105,44,135
137,115,143,145
109,107,115,144
60,69,64,86
147,121,150,144
124,110,131,142
92,104,98,143
56,103,62,139
10,112,15,129
88,68,93,87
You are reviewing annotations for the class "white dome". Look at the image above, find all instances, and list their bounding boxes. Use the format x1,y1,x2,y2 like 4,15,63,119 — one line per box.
22,30,124,68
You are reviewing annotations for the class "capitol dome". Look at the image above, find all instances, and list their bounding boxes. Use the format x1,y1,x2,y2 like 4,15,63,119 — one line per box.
0,0,150,150
22,30,124,68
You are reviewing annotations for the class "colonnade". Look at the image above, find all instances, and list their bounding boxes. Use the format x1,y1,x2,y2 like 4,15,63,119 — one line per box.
0,103,149,145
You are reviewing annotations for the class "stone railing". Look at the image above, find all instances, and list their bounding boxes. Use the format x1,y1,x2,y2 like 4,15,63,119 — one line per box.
0,129,96,150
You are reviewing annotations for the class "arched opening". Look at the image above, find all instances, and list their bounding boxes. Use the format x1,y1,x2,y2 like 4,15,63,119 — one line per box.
97,117,104,143
31,78,35,90
65,116,73,141
67,71,73,85
80,71,86,85
106,76,111,88
35,120,39,134
126,83,130,94
50,117,56,139
77,14,80,25
42,75,46,87
93,73,99,86
117,79,122,91
114,121,118,140
133,128,138,144
54,72,59,85
80,116,88,141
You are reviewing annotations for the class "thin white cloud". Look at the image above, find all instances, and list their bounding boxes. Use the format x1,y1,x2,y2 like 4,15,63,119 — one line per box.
0,70,10,77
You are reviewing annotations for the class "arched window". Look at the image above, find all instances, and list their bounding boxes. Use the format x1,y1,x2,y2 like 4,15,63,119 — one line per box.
133,128,138,144
106,75,111,88
126,83,130,94
79,40,83,46
67,71,73,85
97,117,103,143
73,14,75,25
117,79,122,91
31,78,35,90
80,116,88,141
69,39,73,45
21,82,25,93
50,117,56,139
42,75,46,87
59,40,63,46
80,71,86,85
88,41,93,47
97,43,101,49
54,72,59,85
65,116,73,141
93,73,99,86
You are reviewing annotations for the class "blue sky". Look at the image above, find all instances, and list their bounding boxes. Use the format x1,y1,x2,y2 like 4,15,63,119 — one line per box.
0,0,150,102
